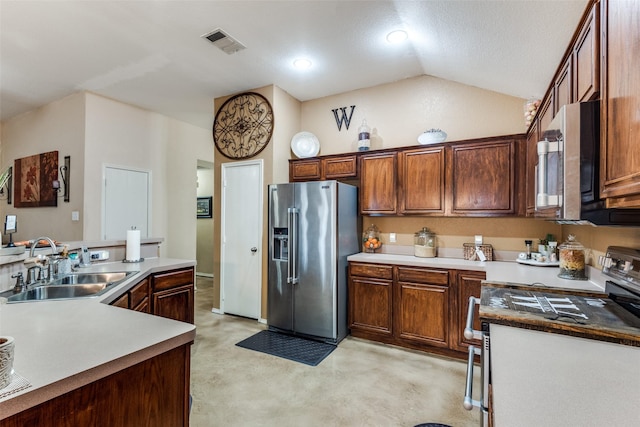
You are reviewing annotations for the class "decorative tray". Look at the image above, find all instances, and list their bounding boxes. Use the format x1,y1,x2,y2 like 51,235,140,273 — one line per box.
516,258,559,267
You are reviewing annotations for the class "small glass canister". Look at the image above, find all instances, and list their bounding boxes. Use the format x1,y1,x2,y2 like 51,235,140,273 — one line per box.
414,227,436,258
558,234,587,280
362,224,382,253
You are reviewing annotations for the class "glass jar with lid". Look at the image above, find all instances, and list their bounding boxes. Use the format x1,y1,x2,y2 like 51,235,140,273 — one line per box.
414,227,436,258
558,234,587,280
362,224,382,253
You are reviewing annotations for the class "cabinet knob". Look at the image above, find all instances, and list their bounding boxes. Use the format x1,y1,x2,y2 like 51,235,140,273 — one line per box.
251,247,258,253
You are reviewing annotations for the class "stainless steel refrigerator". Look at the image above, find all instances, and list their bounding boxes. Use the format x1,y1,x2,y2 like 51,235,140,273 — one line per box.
268,180,359,344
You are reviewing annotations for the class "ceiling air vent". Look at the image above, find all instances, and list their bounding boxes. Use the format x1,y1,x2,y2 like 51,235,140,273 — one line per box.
202,28,246,55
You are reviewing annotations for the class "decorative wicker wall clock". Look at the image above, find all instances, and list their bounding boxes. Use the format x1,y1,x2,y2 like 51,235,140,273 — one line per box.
213,92,274,159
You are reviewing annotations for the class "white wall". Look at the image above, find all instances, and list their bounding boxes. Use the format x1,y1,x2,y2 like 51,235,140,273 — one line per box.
1,92,214,259
0,92,86,242
300,75,526,155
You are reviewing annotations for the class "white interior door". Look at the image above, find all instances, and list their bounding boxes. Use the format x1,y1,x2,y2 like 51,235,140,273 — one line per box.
103,166,150,239
220,159,263,319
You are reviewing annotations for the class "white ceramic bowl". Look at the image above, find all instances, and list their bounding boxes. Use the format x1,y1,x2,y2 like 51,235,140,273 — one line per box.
418,130,447,145
291,131,320,158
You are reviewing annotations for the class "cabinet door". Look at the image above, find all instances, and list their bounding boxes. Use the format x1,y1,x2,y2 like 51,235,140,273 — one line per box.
554,58,572,112
448,139,517,215
451,270,485,353
396,267,449,348
152,268,195,324
600,0,640,204
129,277,150,313
360,152,397,214
153,285,195,324
525,120,540,215
574,3,600,102
538,93,554,134
396,282,449,348
348,277,393,337
323,155,357,179
111,292,129,309
289,159,322,181
398,146,445,214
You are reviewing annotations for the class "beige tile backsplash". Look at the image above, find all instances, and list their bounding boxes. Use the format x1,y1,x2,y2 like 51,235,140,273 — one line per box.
364,216,640,266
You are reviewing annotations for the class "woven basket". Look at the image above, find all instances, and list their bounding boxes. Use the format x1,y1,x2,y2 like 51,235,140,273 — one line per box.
463,243,493,261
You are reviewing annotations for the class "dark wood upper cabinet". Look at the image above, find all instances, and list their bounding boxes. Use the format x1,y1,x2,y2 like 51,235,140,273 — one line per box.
600,0,640,205
525,120,540,215
360,152,397,214
290,159,322,181
397,146,445,215
323,155,357,179
554,57,573,113
574,2,600,102
447,138,520,216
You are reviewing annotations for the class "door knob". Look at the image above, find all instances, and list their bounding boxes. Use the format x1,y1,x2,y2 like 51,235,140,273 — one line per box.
251,247,258,253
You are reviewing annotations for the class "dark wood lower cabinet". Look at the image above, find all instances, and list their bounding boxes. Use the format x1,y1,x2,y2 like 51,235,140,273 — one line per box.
396,267,450,348
451,270,485,352
110,267,194,324
2,345,191,427
349,261,484,358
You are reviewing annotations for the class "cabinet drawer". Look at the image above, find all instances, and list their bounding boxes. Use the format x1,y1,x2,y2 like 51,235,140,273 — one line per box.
130,277,150,308
153,268,194,292
323,155,357,178
350,263,393,280
397,267,448,285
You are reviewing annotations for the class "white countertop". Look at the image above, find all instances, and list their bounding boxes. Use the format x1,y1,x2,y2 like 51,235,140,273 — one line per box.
347,252,606,292
0,257,196,419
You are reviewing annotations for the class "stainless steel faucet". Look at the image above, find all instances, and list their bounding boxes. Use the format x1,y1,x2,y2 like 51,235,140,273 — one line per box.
25,236,59,285
29,236,58,257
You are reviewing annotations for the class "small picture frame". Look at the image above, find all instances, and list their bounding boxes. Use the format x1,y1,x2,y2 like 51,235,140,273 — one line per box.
197,196,212,218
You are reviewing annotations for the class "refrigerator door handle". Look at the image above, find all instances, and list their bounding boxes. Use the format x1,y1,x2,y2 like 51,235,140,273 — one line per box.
287,207,299,284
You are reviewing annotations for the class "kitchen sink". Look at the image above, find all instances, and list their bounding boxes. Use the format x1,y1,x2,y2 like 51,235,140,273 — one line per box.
2,271,138,303
49,272,133,286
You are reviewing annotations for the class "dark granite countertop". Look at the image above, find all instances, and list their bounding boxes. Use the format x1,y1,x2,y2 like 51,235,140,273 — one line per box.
479,282,640,347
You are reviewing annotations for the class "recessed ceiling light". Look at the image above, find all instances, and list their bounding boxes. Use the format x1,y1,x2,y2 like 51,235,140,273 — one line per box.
386,30,408,44
293,58,312,70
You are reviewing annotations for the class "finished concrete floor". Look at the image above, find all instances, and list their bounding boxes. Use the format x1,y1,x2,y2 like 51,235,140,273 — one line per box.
190,277,480,427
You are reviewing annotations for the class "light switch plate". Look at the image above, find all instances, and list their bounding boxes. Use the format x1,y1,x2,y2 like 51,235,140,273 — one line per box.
389,233,396,243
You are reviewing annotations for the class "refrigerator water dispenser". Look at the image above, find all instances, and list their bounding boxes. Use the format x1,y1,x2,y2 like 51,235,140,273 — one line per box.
273,228,288,261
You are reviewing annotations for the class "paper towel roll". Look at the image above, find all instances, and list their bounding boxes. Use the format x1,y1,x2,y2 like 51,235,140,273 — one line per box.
126,229,141,261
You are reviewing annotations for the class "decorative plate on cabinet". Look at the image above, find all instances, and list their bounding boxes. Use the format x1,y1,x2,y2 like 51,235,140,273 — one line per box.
213,92,274,160
291,131,320,158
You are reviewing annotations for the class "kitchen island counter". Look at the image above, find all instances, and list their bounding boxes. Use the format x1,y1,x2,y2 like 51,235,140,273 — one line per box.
0,257,196,421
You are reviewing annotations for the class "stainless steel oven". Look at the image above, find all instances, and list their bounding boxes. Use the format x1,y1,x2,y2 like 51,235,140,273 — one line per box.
462,297,489,426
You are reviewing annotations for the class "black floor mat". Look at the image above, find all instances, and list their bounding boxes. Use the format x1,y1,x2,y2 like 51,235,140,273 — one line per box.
235,330,336,366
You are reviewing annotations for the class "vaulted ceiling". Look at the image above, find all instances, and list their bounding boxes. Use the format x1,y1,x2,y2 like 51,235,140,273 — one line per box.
0,0,589,130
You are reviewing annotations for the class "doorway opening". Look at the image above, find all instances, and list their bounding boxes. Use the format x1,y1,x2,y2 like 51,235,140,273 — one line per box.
196,160,214,278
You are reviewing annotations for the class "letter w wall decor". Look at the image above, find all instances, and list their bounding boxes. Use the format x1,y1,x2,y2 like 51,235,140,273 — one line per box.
332,105,355,131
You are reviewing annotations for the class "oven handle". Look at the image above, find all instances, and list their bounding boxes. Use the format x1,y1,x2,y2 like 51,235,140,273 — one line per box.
464,296,483,341
463,344,482,410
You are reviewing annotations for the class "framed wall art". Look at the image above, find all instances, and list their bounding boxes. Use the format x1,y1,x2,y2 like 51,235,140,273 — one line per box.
197,196,212,218
14,151,58,208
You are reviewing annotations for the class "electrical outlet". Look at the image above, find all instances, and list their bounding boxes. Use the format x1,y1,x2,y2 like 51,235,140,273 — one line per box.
72,211,80,221
389,233,396,243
